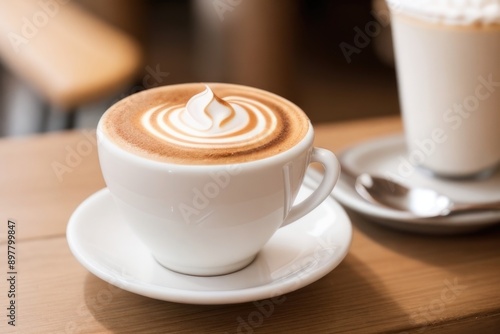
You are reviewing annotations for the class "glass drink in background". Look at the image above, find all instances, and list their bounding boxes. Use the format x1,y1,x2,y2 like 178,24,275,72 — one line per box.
388,0,500,178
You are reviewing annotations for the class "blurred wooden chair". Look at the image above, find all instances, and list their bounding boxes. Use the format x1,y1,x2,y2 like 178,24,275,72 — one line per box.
0,0,142,130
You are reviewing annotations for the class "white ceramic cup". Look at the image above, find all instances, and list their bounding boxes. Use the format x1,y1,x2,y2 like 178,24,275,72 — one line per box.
97,118,339,276
390,10,500,178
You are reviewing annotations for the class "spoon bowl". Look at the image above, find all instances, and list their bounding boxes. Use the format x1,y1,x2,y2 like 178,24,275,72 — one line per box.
355,173,500,218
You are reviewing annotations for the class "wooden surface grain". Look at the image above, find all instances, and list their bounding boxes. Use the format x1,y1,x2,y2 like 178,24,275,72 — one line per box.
1,116,500,334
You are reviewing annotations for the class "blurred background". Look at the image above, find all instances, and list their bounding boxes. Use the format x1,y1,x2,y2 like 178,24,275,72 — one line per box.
0,0,400,137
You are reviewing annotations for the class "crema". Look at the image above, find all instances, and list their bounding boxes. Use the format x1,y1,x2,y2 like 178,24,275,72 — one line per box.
99,83,310,164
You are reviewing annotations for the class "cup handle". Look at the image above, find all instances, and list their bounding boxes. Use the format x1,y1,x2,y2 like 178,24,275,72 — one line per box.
281,148,340,228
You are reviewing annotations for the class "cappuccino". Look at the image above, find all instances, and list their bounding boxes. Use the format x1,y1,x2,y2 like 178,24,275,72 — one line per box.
97,83,339,275
100,83,310,164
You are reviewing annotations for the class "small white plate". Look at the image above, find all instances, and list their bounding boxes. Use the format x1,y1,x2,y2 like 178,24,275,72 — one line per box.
66,172,352,305
333,135,500,234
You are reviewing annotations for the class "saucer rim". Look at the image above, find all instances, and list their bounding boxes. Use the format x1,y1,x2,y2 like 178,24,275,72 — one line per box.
332,134,500,229
66,173,352,305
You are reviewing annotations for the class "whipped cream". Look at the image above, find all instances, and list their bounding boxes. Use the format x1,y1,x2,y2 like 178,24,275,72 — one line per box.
387,0,500,25
141,85,277,149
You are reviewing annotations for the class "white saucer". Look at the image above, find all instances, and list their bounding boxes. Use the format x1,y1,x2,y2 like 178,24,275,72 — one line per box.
332,135,500,234
66,172,352,305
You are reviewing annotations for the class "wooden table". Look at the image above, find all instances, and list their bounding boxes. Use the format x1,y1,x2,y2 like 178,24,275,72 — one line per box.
1,116,499,333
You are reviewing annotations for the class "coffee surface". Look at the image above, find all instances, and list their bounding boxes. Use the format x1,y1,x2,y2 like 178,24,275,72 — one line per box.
100,83,310,164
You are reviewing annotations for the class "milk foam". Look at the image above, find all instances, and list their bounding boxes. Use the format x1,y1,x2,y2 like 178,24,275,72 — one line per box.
387,0,500,25
141,85,277,149
100,83,310,164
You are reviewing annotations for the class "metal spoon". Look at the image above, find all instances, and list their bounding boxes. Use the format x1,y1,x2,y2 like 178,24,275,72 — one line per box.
354,173,500,217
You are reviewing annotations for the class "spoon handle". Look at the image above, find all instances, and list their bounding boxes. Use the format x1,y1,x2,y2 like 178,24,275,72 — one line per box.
452,201,500,213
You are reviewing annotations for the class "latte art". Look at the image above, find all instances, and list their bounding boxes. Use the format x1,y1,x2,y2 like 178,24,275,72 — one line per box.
183,85,248,133
142,86,277,149
100,83,310,164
